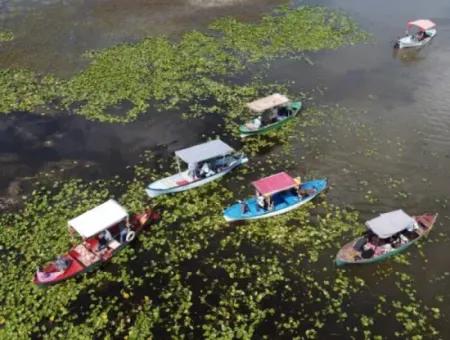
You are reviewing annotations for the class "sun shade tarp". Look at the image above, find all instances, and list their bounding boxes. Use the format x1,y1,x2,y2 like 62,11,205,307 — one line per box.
252,172,297,196
408,19,436,31
175,139,234,164
246,93,289,113
365,209,415,239
69,199,128,238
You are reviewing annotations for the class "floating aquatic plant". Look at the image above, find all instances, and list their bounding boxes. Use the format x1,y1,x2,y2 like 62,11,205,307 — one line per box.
0,31,14,42
0,6,367,121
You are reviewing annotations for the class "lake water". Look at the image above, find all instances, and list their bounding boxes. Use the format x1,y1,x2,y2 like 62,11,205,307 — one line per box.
1,0,449,335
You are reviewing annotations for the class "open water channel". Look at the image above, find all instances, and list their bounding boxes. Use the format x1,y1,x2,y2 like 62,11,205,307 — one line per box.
0,0,449,337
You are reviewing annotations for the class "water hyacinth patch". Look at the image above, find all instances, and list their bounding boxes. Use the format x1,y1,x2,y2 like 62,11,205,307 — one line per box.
0,6,367,121
0,151,442,338
0,31,14,42
0,69,61,114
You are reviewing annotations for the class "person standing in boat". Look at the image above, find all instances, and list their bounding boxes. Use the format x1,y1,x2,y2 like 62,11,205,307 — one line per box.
264,196,274,211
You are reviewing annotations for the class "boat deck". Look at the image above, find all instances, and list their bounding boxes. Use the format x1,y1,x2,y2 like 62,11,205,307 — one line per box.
336,214,437,265
224,179,327,221
153,171,194,189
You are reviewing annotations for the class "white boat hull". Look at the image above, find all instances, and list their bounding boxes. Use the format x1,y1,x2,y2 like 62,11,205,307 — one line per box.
146,157,248,197
396,29,436,49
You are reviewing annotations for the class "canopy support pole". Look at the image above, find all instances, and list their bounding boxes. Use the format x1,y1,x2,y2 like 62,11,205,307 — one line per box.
176,157,181,173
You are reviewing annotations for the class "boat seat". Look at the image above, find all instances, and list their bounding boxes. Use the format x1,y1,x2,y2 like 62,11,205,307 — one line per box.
72,244,100,267
176,179,190,186
108,239,121,250
284,195,299,205
85,238,99,251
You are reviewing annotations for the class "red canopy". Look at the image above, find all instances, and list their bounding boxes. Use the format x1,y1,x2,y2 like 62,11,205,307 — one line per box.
252,172,297,196
407,19,436,31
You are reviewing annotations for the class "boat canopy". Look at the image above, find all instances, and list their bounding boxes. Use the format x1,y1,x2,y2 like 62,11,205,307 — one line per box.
365,209,415,239
174,139,234,164
246,93,289,113
68,199,128,238
252,171,297,197
407,19,436,31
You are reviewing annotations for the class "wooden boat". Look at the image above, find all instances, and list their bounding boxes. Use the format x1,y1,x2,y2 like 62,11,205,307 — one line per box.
146,139,248,198
395,19,436,49
34,199,159,285
336,210,438,266
239,93,302,138
223,172,327,222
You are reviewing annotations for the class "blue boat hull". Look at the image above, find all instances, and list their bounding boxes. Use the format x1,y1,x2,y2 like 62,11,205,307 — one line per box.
223,179,327,222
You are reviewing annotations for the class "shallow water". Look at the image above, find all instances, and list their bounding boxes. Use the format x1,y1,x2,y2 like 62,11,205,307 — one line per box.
1,0,450,336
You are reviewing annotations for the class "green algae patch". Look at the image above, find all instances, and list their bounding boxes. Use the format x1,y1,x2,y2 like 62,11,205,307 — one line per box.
0,150,441,338
0,31,14,42
0,6,367,121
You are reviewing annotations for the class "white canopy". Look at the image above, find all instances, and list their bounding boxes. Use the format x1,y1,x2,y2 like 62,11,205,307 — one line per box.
174,139,234,164
246,93,289,113
68,199,128,238
365,209,415,239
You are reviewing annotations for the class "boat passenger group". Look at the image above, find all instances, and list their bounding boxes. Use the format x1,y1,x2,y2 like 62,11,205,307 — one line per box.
34,18,439,285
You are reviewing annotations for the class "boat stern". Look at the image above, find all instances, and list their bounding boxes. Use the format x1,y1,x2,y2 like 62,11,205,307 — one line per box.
301,178,328,194
290,101,302,112
395,35,413,48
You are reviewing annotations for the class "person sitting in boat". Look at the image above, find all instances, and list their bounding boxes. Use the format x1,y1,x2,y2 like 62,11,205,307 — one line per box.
254,116,262,128
256,193,265,211
199,162,215,178
246,116,262,130
278,106,289,118
55,256,71,271
239,200,249,214
377,242,392,255
119,222,129,244
188,162,197,179
361,242,376,259
98,229,113,251
399,233,409,246
265,196,274,211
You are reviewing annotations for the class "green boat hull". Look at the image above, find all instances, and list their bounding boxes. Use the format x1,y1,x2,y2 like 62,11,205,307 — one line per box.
335,239,416,266
335,213,437,266
240,101,302,137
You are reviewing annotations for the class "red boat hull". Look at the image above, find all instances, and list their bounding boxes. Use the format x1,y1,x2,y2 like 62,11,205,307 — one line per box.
34,209,159,285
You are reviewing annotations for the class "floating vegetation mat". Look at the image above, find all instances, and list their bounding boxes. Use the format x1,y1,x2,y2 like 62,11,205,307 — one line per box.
0,31,14,42
0,6,367,121
0,124,444,337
